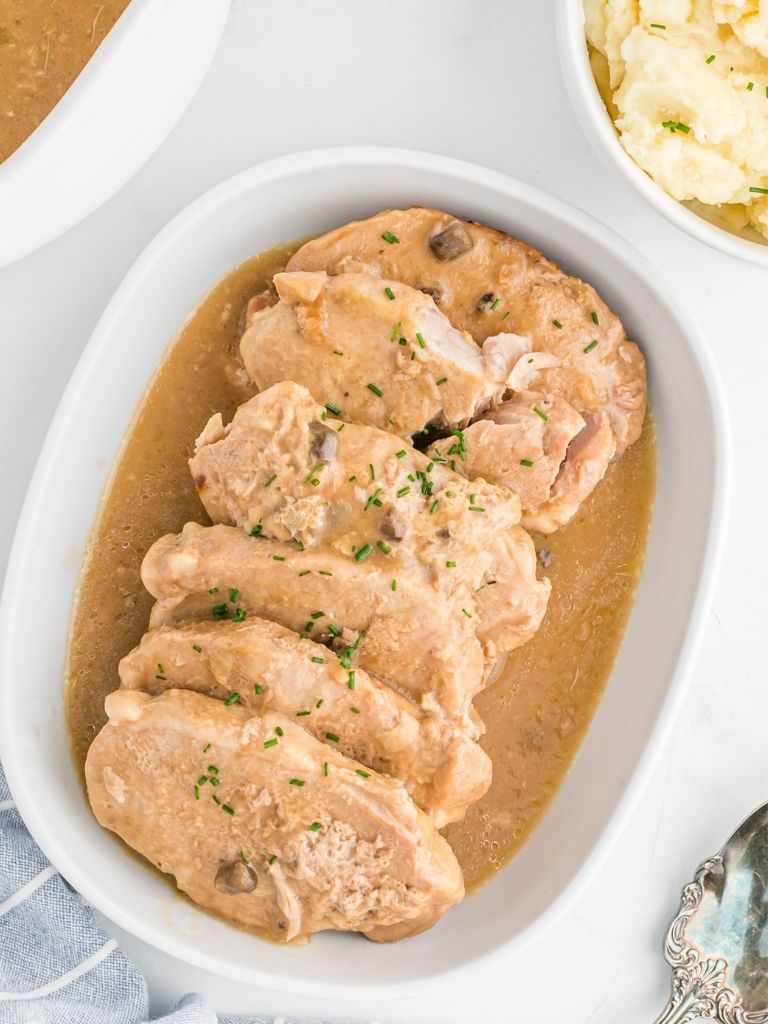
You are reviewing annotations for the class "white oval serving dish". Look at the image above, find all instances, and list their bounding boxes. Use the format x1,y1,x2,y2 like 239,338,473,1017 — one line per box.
556,0,768,267
0,147,729,998
0,0,231,269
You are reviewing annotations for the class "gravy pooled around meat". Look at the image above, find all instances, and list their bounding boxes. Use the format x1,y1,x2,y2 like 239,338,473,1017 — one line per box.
70,211,655,941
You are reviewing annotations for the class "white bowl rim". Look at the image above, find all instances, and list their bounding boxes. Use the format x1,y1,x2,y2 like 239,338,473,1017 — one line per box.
0,146,731,998
555,0,768,267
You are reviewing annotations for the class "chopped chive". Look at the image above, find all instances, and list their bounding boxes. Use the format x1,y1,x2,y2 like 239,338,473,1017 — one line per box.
490,298,501,310
222,804,234,815
212,604,229,619
310,610,324,619
462,608,472,618
706,53,716,63
311,656,324,664
436,377,448,386
333,349,344,356
468,506,486,512
198,775,208,786
415,332,427,349
356,769,371,778
650,22,665,28
212,795,221,805
254,683,263,695
304,621,314,633
395,449,406,459
337,423,345,432
309,821,322,832
533,406,549,421
584,339,598,353
325,402,342,416
316,699,324,708
269,854,278,864
381,231,400,244
661,120,691,133
289,778,306,787
384,286,396,300
295,540,305,551
749,186,768,194
192,644,202,653
520,458,534,467
367,383,384,397
264,473,277,488
350,706,360,714
225,692,240,706
240,850,250,865
376,540,391,554
318,570,333,577
232,608,246,622
325,732,340,742
250,522,262,537
391,579,397,591
328,624,341,637
502,311,510,320
552,319,563,329
591,311,599,324
429,499,439,514
446,560,457,568
390,321,402,342
369,464,376,482
348,670,356,690
354,544,373,563
299,569,311,577
264,738,278,748
296,709,311,716
323,761,330,777
203,743,211,752
275,726,284,737
194,785,200,799
396,486,411,498
272,555,285,562
208,587,219,594
747,81,754,91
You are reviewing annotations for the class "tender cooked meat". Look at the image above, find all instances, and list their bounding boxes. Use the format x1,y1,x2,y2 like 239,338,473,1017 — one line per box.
119,619,492,826
474,531,552,665
189,381,520,584
286,207,647,454
429,390,612,532
239,270,525,440
141,522,485,724
86,689,464,943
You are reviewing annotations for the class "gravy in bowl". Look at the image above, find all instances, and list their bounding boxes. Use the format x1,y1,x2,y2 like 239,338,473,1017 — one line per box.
0,0,131,164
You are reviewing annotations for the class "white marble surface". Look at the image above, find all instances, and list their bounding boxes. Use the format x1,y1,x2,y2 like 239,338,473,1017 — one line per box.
0,1,764,1021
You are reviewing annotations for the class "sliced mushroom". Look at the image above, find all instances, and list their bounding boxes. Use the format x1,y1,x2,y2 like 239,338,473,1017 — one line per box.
214,858,257,894
380,506,408,541
429,221,473,261
310,421,340,461
475,292,497,314
419,285,442,304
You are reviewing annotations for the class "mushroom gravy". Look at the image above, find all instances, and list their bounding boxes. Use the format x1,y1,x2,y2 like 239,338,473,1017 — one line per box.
66,241,656,891
0,0,131,165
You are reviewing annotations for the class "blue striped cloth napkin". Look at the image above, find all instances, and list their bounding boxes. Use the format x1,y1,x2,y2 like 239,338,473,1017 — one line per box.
0,763,358,1024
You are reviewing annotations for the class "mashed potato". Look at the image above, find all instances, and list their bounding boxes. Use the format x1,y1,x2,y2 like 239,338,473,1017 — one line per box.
585,0,768,240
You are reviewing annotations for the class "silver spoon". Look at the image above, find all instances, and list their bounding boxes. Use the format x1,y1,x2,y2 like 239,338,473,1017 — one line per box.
656,801,768,1023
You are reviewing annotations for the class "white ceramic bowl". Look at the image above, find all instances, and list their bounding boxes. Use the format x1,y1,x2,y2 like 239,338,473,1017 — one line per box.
0,0,231,269
0,148,729,998
556,0,768,267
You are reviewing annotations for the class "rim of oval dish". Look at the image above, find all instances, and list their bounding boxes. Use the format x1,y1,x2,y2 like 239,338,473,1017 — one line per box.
555,0,768,267
0,148,731,998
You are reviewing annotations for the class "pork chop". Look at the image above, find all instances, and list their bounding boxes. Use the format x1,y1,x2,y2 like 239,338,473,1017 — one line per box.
86,689,464,943
285,207,646,454
141,522,485,724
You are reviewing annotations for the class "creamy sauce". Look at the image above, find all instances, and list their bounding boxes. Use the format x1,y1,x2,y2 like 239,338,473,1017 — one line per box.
0,0,131,165
67,242,656,892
